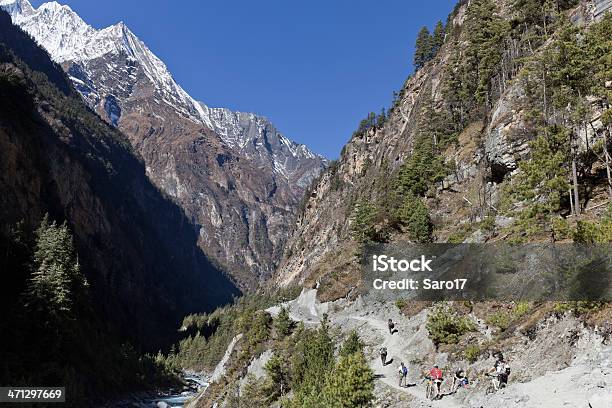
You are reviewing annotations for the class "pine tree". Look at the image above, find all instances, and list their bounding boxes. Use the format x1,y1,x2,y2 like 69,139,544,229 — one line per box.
395,194,433,243
350,200,377,243
274,306,294,337
465,0,510,106
291,315,335,392
339,330,364,358
264,353,290,400
376,107,387,128
28,215,87,315
240,374,268,408
414,26,433,70
586,13,612,197
395,134,447,197
509,125,571,234
322,352,374,408
431,21,445,56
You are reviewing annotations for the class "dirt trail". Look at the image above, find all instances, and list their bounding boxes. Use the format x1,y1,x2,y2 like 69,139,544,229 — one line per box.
350,315,462,408
210,334,242,383
271,290,461,406
273,289,612,408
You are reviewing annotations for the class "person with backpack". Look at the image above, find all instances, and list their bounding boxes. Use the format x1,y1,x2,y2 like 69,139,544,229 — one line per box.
388,319,395,334
488,352,510,390
398,362,408,387
379,347,388,365
451,368,468,393
429,365,443,399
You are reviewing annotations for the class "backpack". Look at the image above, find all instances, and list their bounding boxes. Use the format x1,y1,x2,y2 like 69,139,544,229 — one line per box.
402,365,408,376
504,364,511,375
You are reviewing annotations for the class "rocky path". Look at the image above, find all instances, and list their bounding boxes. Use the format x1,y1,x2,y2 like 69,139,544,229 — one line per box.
269,289,612,408
270,290,461,407
349,315,462,408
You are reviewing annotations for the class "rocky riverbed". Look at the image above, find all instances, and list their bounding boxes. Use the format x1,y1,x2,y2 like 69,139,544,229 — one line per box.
103,372,208,408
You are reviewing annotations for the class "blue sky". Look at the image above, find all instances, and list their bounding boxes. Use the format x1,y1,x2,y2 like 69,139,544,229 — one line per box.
32,0,456,158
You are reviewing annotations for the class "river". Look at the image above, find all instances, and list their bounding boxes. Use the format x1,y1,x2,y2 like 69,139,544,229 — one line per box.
111,372,208,408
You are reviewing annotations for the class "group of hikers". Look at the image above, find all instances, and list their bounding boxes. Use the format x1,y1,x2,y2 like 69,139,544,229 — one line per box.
380,319,511,400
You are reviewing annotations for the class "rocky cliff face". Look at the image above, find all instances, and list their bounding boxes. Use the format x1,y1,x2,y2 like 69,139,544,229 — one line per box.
2,0,327,288
0,10,239,347
276,0,611,290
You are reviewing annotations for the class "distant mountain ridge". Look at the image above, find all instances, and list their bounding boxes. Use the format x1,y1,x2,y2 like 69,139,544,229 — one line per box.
2,0,327,287
0,0,324,172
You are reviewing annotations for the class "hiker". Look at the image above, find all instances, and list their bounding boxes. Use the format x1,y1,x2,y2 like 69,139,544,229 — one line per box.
429,365,443,399
379,347,388,365
388,319,395,334
451,368,468,393
488,352,511,390
398,362,408,387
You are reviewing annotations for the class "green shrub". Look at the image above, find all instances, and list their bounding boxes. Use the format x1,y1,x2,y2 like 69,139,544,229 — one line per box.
464,344,481,363
553,301,606,315
514,301,531,318
395,194,433,243
447,224,472,243
350,199,378,243
486,311,511,331
573,205,612,243
426,305,475,345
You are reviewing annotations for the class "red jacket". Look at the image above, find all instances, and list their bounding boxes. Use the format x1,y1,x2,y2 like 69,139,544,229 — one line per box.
430,368,443,380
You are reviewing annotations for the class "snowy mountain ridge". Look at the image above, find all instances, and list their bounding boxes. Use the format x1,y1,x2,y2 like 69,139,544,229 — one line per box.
1,0,324,168
205,106,326,186
1,0,327,285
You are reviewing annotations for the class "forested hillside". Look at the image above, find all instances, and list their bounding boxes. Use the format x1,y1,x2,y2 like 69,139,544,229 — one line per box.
277,0,612,294
119,1,611,407
0,10,238,403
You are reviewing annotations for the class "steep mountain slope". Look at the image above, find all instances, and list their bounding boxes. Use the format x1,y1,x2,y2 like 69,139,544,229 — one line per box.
276,0,612,292
2,0,327,287
0,9,238,350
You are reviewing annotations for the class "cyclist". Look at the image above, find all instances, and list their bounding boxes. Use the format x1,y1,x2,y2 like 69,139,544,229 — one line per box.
429,365,443,399
487,353,510,390
451,368,468,393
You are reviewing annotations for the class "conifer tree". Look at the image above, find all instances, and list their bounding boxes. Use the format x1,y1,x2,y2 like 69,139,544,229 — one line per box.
431,21,445,56
509,125,571,233
322,352,374,408
350,200,377,243
274,306,294,337
264,353,290,400
339,330,364,358
414,26,433,70
396,194,433,243
240,374,268,408
291,315,334,391
586,13,612,197
28,216,87,315
464,0,510,106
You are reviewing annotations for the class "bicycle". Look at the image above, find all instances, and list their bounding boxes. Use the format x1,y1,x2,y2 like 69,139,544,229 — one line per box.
485,372,507,394
424,376,443,400
450,375,468,394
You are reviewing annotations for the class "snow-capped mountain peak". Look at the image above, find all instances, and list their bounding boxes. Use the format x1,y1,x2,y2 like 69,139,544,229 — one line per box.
2,0,325,182
1,0,327,284
3,0,215,125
